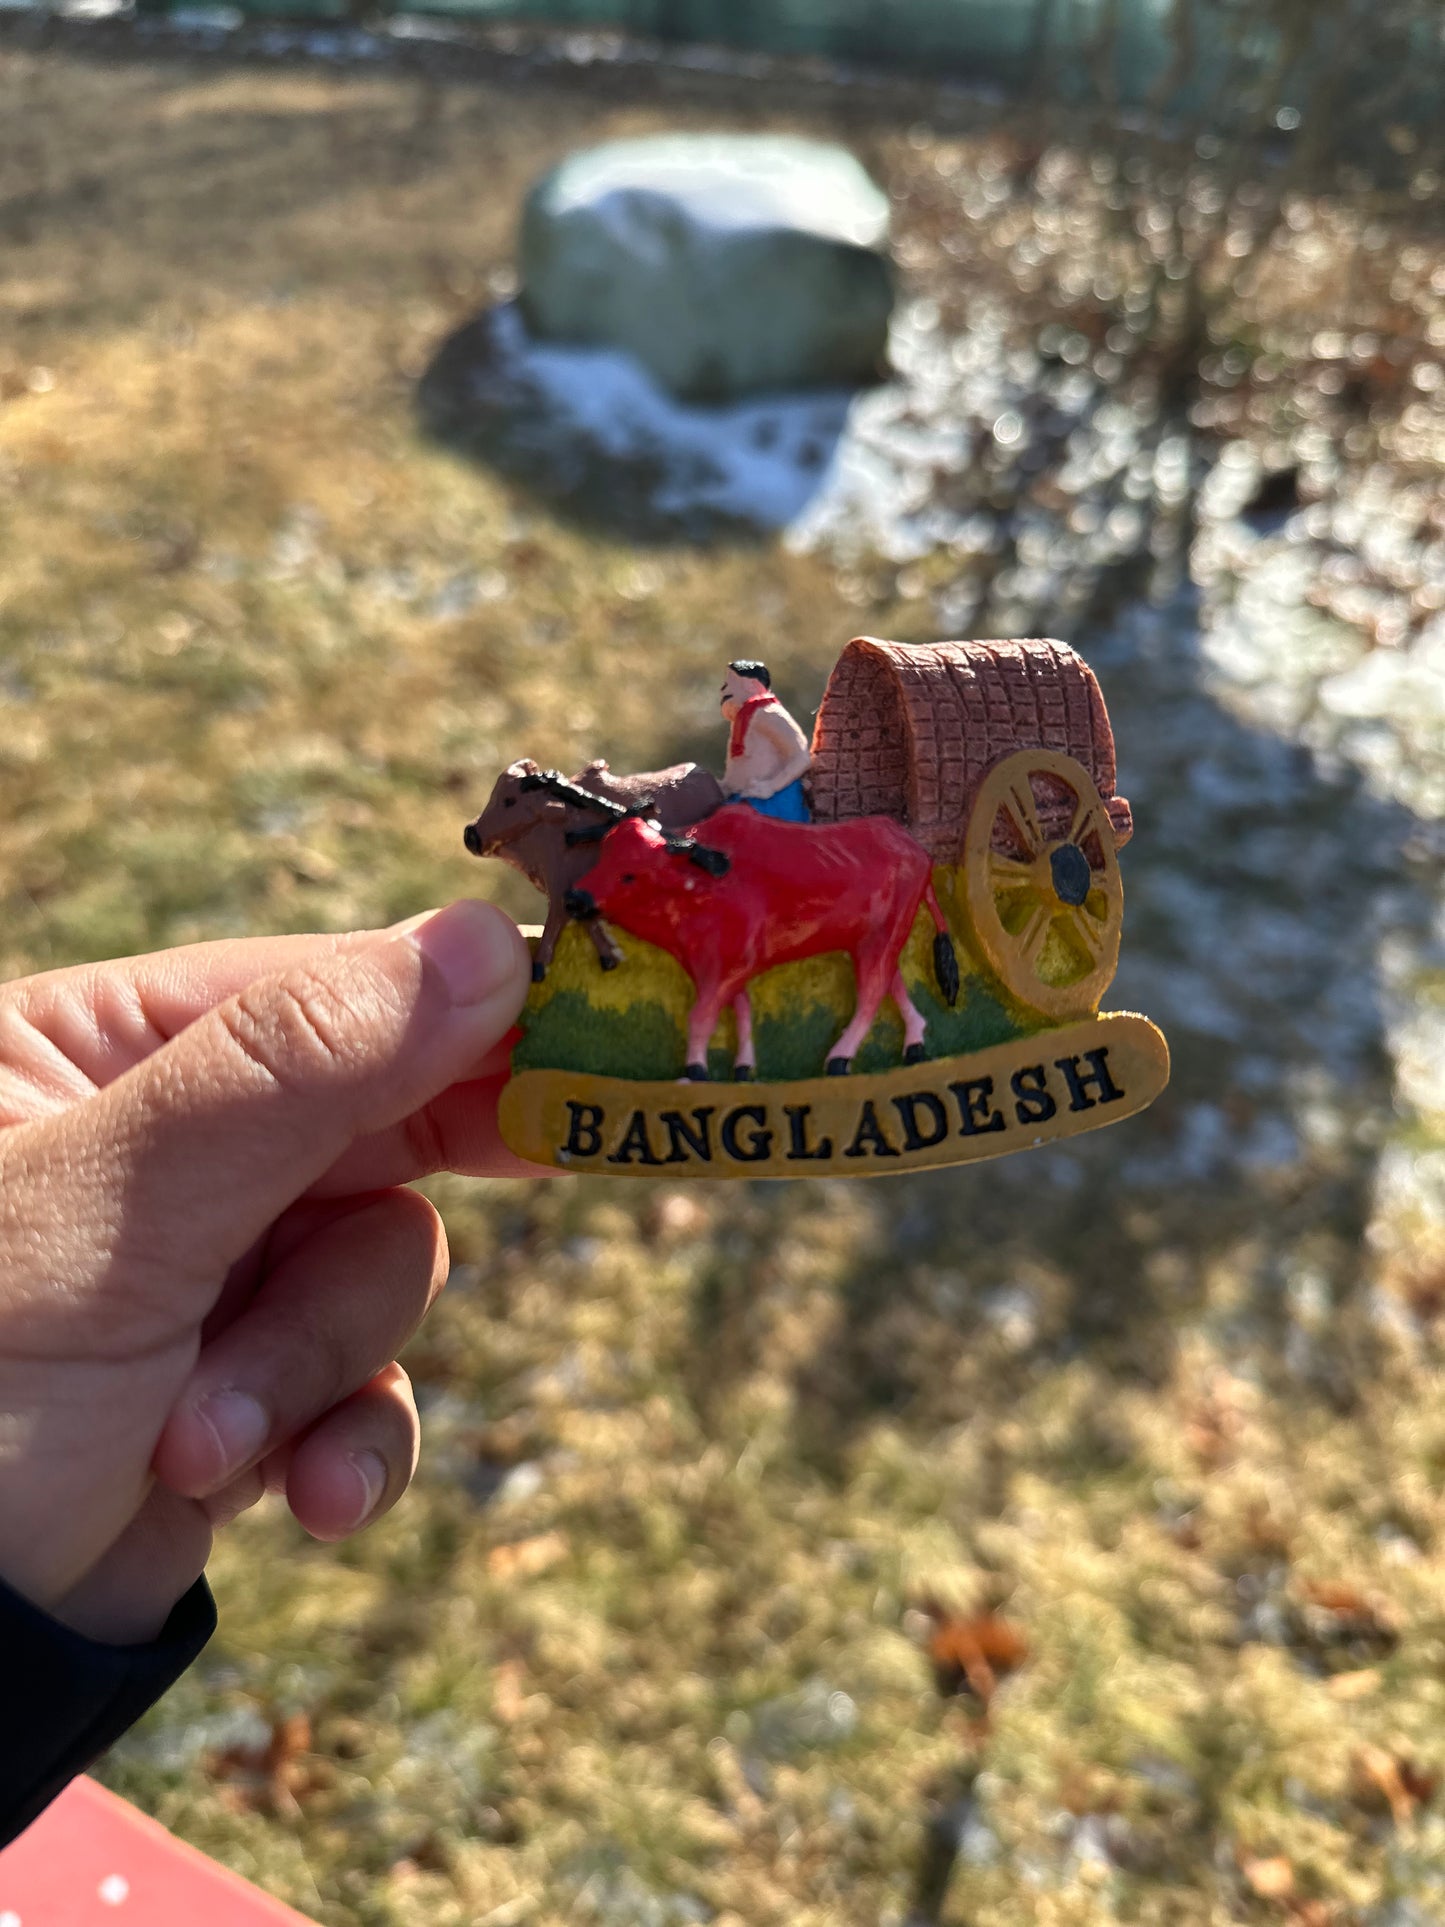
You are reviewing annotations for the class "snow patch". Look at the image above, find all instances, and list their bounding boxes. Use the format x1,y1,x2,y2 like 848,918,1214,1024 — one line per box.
471,302,854,529
540,134,889,248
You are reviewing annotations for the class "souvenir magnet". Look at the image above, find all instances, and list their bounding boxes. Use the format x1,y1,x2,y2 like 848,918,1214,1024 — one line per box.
465,638,1170,1178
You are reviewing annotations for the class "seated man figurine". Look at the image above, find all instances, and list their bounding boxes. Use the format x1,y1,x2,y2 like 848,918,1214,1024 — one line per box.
719,660,813,823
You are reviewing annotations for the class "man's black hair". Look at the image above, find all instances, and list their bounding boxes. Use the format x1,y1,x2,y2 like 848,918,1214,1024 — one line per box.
728,659,771,690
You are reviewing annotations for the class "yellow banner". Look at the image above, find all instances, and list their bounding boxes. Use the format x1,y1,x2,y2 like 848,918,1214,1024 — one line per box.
500,1012,1170,1179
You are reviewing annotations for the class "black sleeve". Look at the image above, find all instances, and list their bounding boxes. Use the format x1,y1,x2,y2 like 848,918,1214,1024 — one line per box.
0,1573,216,1847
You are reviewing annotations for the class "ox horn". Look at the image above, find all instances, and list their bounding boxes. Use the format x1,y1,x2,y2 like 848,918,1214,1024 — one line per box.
664,835,730,878
521,768,633,816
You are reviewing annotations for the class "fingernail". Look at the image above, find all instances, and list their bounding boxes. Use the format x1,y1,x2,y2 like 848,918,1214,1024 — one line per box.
408,900,525,1008
194,1389,269,1485
343,1449,387,1531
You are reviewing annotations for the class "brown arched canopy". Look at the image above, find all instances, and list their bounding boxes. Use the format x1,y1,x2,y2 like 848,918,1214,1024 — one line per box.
808,637,1129,862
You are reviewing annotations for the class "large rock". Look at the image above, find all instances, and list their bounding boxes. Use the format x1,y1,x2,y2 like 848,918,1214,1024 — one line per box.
519,134,894,402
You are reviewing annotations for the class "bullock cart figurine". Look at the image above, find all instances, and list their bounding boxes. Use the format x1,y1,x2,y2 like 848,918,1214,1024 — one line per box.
468,637,1170,1179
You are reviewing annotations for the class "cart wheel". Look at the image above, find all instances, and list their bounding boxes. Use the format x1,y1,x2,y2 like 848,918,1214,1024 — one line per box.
962,749,1123,1020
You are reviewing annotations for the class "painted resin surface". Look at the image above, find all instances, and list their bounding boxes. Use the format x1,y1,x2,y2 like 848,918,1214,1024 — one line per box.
479,637,1170,1177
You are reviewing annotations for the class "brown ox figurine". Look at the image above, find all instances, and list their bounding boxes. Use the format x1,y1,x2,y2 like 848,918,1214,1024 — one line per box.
463,757,723,981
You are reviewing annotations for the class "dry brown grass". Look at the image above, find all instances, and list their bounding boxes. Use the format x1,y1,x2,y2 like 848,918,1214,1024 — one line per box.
3,32,1445,1927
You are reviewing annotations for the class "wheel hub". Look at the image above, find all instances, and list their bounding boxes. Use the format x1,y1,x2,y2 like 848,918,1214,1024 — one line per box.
1049,841,1092,906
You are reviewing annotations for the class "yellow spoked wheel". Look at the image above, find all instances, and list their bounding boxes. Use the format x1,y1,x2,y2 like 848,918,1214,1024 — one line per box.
963,749,1123,1020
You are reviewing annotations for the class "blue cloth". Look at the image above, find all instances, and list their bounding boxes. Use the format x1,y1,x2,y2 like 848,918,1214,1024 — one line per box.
742,778,811,823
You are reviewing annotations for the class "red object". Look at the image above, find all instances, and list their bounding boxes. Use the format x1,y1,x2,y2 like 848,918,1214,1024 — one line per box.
0,1777,314,1926
569,805,956,1077
726,693,777,760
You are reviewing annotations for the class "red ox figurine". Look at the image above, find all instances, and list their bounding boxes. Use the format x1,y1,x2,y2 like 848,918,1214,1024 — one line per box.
564,806,961,1081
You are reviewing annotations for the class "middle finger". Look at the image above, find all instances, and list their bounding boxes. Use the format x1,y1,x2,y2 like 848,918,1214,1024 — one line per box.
152,1186,447,1498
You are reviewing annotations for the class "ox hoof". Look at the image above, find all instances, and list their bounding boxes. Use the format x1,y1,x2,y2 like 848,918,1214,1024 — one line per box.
683,1062,710,1082
825,1056,852,1077
732,1064,754,1082
531,961,547,984
904,1043,927,1065
599,953,620,972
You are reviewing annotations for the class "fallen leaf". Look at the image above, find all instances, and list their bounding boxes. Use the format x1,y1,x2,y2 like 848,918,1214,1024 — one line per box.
1351,1743,1439,1827
1184,1388,1241,1467
492,1658,528,1725
1298,1580,1399,1653
1241,1852,1295,1900
1303,1580,1374,1615
207,1710,327,1818
487,1531,569,1581
1326,1668,1381,1701
265,1711,312,1774
1244,1501,1294,1559
1165,1507,1203,1550
1400,1265,1445,1322
922,1605,1029,1705
1399,1760,1438,1806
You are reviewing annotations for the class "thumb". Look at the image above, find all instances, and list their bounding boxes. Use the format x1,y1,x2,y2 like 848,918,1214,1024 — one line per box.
29,900,530,1321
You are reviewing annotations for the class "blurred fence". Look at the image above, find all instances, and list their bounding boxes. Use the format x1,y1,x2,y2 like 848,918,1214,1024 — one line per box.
34,0,1429,129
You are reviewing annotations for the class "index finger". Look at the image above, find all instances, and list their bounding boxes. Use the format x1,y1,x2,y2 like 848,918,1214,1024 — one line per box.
5,928,390,1097
4,921,554,1185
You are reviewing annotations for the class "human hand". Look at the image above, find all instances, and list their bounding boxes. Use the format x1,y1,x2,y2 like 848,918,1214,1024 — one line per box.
0,903,534,1646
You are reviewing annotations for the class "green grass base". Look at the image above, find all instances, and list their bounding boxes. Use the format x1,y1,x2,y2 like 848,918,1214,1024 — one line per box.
511,885,1040,1083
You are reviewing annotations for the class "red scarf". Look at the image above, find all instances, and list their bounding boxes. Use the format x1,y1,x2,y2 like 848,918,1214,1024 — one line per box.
728,692,776,760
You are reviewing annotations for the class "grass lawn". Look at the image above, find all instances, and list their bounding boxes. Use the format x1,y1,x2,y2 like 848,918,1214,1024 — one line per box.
2,27,1444,1927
